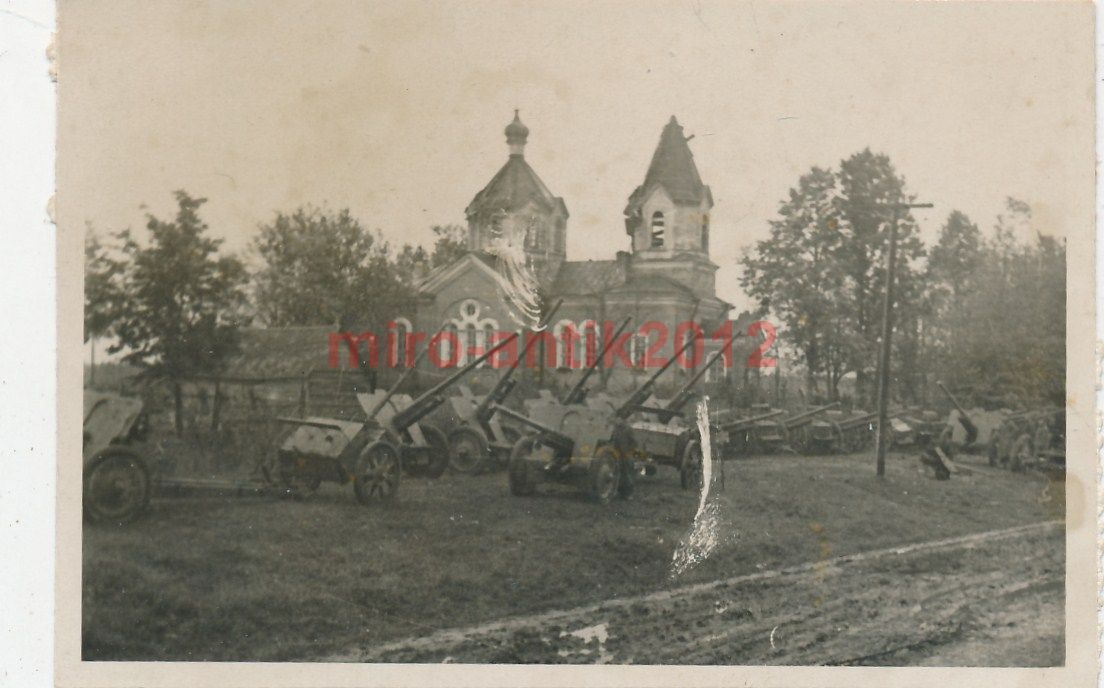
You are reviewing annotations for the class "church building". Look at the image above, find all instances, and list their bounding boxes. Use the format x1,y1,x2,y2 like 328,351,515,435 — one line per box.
405,112,734,394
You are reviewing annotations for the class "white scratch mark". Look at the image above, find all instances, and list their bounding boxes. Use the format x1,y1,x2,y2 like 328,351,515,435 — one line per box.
484,211,544,328
770,625,779,649
670,397,736,576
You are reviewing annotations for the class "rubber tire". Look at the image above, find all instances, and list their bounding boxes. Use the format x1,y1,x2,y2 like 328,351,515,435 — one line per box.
588,445,621,505
353,441,401,504
84,448,151,525
419,423,451,479
448,426,489,474
680,439,704,491
507,435,538,497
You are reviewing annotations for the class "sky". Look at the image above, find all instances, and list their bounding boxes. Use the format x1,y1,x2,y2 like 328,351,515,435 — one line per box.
61,0,1093,311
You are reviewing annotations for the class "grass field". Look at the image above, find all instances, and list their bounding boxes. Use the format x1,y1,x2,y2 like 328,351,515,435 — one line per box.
82,451,1063,661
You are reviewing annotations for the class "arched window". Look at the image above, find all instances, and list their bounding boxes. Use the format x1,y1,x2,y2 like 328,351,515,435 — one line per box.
463,324,479,365
553,319,577,369
480,322,496,367
442,322,460,366
701,213,710,252
580,320,599,368
391,317,413,367
650,211,665,248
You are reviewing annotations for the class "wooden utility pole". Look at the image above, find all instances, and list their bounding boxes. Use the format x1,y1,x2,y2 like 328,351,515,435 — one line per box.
874,201,933,477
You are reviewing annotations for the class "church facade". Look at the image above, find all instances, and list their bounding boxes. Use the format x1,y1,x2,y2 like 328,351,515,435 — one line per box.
403,112,735,395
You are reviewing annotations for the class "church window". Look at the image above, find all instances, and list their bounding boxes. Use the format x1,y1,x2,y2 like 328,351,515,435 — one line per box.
391,317,413,367
580,320,599,367
524,217,544,251
650,212,666,248
553,319,577,369
463,324,478,365
702,213,710,252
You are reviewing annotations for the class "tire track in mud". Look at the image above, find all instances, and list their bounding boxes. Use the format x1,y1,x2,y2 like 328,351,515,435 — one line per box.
330,520,1063,665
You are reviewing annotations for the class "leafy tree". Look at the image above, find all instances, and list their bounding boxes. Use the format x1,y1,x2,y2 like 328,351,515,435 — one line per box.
833,149,926,404
741,150,926,403
928,211,982,300
108,191,249,433
427,223,468,269
251,207,408,329
741,167,848,398
85,227,120,384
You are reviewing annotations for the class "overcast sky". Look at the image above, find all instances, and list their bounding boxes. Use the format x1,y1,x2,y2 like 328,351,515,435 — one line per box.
62,0,1093,309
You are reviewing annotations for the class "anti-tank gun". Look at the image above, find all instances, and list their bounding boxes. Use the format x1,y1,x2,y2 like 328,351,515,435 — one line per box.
445,300,563,474
271,334,516,503
494,317,637,503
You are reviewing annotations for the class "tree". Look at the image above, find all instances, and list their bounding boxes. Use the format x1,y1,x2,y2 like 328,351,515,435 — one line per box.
85,227,120,384
928,211,982,301
833,149,927,405
741,150,927,403
741,167,848,399
109,191,249,434
427,223,468,269
251,207,408,329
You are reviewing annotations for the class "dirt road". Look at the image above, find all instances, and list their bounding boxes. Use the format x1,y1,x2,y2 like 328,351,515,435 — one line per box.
333,521,1064,665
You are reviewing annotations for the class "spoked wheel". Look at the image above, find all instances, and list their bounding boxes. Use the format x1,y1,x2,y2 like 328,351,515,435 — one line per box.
507,435,539,497
680,439,704,491
419,424,451,479
588,445,621,505
84,449,151,524
353,441,401,504
448,427,489,474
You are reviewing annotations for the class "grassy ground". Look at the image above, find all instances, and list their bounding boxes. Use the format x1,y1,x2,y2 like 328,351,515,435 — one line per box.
82,451,1063,661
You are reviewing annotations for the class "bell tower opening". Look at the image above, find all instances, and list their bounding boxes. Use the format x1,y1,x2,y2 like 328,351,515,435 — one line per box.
650,212,666,248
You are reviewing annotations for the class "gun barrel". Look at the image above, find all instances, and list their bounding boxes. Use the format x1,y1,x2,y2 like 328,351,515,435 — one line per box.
365,335,435,421
492,404,575,455
782,402,840,428
666,346,726,412
391,333,518,431
474,299,563,423
562,316,632,405
615,337,696,418
721,408,786,431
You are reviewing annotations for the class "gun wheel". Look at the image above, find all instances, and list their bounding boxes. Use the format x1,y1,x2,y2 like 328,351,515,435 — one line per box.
680,439,704,491
588,445,621,505
448,427,489,474
507,435,538,497
419,424,451,479
353,441,401,504
84,449,151,525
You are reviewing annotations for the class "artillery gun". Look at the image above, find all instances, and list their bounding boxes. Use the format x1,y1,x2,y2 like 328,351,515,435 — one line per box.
806,408,887,454
83,391,153,524
715,408,787,457
493,318,639,503
625,345,725,489
271,334,515,503
774,402,842,454
445,300,563,474
989,406,1064,472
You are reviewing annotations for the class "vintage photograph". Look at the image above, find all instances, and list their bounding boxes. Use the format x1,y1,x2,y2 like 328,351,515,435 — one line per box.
57,0,1094,683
